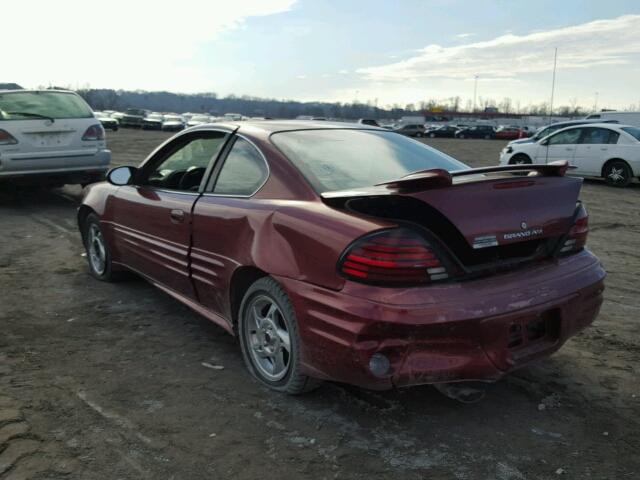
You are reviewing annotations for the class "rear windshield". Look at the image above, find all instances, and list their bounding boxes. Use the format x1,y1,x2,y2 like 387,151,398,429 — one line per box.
622,127,640,141
271,129,468,193
0,91,93,120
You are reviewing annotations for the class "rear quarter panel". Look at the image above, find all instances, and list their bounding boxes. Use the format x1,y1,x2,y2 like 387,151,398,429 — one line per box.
189,196,395,320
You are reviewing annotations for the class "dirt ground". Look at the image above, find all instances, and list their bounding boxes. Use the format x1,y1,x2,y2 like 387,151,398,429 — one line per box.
0,128,638,479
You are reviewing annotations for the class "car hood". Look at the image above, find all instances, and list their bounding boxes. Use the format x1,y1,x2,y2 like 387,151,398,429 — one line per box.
508,137,536,146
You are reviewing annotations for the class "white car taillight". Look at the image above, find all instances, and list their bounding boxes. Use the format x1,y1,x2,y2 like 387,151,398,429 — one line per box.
82,124,105,141
0,129,18,145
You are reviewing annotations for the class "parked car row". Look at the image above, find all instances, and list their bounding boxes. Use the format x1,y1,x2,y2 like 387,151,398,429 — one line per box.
93,110,251,132
390,123,532,140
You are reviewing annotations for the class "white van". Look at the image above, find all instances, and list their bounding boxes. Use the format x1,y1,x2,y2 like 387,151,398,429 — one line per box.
0,89,111,186
585,111,640,127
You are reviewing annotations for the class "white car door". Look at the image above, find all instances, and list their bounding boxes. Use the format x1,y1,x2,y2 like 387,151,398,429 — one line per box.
535,128,582,164
572,127,620,176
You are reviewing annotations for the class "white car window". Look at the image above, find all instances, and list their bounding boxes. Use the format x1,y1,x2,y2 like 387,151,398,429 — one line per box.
580,128,619,145
548,128,582,145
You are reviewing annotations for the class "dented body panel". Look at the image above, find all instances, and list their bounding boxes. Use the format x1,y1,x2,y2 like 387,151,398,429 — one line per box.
78,121,606,390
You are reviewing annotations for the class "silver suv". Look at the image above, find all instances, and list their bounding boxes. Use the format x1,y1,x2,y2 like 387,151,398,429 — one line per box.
0,89,111,186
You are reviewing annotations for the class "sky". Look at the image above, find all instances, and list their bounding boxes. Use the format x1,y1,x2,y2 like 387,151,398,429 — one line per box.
6,0,640,110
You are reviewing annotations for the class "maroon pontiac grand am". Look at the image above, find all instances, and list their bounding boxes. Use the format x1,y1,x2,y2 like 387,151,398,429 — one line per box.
78,121,605,394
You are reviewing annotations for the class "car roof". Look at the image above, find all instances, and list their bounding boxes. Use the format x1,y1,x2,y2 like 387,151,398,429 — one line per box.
0,89,77,94
189,120,385,134
555,122,625,131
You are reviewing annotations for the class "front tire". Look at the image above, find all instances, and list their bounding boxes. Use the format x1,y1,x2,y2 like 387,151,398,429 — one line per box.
509,153,532,165
603,160,632,187
238,277,319,394
83,213,121,282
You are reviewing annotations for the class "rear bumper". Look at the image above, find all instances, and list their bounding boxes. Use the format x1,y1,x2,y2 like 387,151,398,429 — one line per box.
276,250,605,390
0,149,110,182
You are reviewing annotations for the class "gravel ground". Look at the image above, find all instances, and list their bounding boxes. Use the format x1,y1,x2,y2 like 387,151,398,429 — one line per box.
0,128,638,479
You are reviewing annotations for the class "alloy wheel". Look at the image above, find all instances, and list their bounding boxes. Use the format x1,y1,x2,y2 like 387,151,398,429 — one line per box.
607,166,626,183
88,224,106,275
244,295,291,381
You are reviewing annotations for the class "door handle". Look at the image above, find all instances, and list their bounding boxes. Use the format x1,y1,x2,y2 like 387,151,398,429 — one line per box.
170,209,185,223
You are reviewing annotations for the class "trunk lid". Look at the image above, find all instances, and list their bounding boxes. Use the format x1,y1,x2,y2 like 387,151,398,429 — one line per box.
405,174,580,250
322,163,582,273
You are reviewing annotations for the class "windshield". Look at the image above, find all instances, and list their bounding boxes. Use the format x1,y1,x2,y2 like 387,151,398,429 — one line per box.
0,91,93,120
622,127,640,141
165,116,182,122
148,115,163,120
271,129,468,193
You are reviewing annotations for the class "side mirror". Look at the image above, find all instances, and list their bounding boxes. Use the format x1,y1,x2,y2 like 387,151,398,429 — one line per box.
107,166,137,186
541,139,549,146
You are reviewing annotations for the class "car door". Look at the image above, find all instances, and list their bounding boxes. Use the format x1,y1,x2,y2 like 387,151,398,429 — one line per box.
535,128,581,164
573,127,620,175
190,136,270,320
110,130,229,297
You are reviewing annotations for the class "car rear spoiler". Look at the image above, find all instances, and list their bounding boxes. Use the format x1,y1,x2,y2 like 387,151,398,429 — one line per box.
321,161,572,198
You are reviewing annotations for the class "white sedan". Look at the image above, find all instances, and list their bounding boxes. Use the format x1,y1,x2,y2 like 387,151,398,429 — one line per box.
499,123,640,187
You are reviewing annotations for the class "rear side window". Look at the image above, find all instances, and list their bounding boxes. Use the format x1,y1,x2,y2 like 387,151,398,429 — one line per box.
622,127,640,141
212,137,268,196
0,91,93,120
580,128,619,145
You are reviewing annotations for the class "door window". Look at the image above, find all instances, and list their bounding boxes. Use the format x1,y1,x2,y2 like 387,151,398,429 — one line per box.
141,132,227,191
547,128,582,145
211,137,268,196
580,128,619,145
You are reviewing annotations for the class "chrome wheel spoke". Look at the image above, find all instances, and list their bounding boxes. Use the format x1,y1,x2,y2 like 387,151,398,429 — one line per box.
252,344,270,358
276,327,290,352
273,349,286,374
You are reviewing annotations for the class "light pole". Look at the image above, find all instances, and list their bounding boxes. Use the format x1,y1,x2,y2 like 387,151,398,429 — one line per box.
472,74,479,112
594,92,599,112
548,47,558,122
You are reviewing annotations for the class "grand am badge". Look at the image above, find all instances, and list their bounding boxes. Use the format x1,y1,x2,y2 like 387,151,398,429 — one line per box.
503,227,543,240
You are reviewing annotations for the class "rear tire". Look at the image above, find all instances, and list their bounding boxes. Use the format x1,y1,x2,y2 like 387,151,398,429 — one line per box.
509,154,532,165
603,160,632,187
238,277,320,394
429,133,436,138
458,134,465,139
83,213,123,282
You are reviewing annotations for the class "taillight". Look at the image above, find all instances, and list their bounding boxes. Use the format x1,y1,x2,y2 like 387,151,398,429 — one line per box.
0,129,18,145
82,124,105,141
338,228,451,285
560,204,588,255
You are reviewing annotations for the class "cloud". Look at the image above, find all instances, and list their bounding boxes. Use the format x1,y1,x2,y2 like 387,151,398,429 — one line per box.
455,33,474,39
358,15,640,81
6,0,296,91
